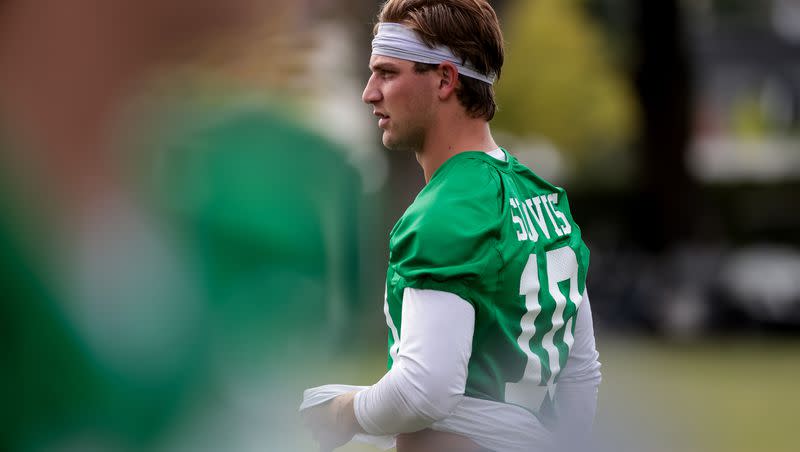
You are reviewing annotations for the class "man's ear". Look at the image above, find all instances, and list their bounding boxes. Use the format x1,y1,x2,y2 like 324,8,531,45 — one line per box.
437,62,458,100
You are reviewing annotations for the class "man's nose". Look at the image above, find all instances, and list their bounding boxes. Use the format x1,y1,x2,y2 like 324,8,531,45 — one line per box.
362,75,381,104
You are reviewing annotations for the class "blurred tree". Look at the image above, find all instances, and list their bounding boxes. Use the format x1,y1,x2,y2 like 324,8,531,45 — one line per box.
712,0,771,23
494,0,636,177
731,95,770,139
631,0,697,252
491,0,512,15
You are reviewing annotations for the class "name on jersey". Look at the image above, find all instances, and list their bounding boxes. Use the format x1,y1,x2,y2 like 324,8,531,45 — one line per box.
509,194,572,242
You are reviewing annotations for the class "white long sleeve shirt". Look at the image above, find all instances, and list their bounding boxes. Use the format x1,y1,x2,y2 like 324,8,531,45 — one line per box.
302,287,601,451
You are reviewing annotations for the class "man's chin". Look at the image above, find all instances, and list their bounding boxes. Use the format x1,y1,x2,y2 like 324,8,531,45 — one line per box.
382,134,414,152
381,129,425,152
382,134,398,150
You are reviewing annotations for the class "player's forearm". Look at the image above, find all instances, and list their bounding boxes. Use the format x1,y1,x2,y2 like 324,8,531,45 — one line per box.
553,380,599,433
552,354,600,452
552,291,602,447
354,288,475,435
354,361,465,435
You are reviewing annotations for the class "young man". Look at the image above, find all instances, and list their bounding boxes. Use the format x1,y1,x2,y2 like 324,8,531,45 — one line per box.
301,1,601,451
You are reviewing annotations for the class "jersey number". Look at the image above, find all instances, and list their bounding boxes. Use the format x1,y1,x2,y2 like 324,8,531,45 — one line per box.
504,246,583,412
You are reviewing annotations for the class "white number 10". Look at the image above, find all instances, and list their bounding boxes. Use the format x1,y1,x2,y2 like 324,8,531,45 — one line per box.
505,245,583,412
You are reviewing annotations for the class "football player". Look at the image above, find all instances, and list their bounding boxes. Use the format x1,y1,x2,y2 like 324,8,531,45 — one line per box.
302,1,602,451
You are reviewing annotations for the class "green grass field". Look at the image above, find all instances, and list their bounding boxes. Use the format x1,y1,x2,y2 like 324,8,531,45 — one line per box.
596,336,800,452
326,335,800,452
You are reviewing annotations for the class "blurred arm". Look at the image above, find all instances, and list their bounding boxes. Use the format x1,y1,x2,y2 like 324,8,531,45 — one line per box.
553,290,602,448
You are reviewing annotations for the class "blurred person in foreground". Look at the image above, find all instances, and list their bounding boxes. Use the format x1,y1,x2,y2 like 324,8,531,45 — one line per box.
0,1,359,451
301,1,601,451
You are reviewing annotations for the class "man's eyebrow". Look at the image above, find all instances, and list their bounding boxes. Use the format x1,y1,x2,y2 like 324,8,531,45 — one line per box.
369,62,399,72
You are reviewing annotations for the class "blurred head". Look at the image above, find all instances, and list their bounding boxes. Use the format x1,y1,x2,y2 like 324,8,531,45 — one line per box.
0,0,269,213
373,0,504,121
0,0,263,154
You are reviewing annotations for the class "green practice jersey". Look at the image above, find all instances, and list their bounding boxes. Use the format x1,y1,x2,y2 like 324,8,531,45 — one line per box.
384,149,589,414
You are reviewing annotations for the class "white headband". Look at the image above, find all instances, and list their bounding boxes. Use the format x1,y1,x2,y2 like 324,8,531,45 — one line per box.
371,22,497,85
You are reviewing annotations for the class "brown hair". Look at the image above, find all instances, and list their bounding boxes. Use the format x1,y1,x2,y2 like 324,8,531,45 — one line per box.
375,0,504,120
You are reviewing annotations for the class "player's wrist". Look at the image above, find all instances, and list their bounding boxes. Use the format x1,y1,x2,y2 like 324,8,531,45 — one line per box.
334,391,364,436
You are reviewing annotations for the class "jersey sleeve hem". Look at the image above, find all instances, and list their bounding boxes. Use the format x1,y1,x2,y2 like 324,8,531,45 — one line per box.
399,277,477,309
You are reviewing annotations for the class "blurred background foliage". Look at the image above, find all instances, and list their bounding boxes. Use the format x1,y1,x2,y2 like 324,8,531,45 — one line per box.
495,0,636,178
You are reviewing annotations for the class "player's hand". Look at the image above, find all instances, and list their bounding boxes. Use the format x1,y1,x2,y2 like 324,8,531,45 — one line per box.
302,391,362,452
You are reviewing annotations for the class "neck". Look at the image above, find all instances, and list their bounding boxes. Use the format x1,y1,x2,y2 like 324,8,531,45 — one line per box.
415,116,497,183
